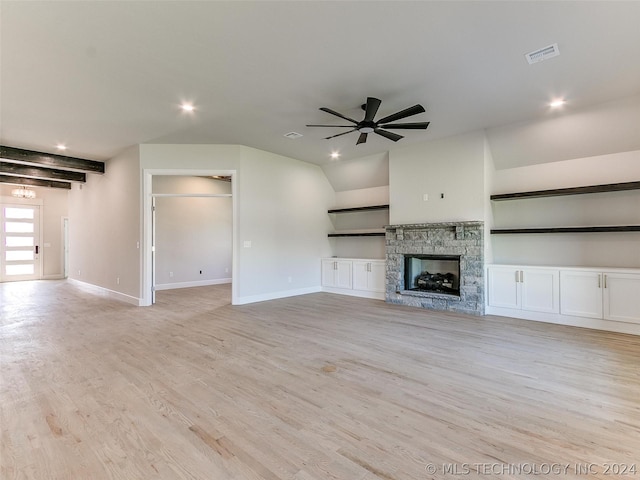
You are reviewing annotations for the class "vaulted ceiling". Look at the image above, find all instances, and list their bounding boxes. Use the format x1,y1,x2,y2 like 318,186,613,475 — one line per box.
2,1,640,172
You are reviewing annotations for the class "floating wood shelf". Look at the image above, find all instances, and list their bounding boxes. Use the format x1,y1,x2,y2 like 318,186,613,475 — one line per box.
490,181,640,201
491,226,640,234
328,232,386,238
328,204,389,214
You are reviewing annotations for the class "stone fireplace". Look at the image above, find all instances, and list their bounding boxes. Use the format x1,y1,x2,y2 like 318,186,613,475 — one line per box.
386,221,484,315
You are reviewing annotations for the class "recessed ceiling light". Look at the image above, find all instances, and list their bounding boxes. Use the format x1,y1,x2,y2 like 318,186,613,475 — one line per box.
550,99,566,108
330,151,340,159
180,102,195,112
56,144,67,151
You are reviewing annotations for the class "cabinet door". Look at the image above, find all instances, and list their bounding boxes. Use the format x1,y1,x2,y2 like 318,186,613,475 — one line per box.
603,273,640,324
368,261,386,293
487,266,520,309
335,260,353,289
352,261,369,291
321,260,337,287
560,270,602,319
521,268,559,313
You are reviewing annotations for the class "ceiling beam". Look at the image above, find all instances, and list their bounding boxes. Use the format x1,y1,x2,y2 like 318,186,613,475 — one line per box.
0,174,71,190
0,145,105,174
0,161,86,182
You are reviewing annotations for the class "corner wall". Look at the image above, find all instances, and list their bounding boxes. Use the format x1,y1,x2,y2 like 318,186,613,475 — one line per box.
141,144,334,304
67,146,141,303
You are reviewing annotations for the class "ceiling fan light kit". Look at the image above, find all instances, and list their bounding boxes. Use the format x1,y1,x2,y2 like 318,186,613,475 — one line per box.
306,97,430,145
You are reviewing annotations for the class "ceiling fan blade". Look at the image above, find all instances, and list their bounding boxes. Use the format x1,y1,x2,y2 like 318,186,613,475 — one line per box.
324,129,357,140
306,124,356,127
376,104,426,125
356,132,368,145
379,122,430,130
319,107,359,124
363,97,382,122
374,129,403,142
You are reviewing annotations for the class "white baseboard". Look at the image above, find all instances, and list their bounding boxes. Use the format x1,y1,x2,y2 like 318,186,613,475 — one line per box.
322,286,385,300
154,278,232,291
234,286,322,305
485,306,640,336
42,274,65,280
68,278,142,306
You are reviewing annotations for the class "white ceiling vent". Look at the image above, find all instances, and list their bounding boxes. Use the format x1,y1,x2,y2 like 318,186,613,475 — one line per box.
284,132,303,139
525,43,560,64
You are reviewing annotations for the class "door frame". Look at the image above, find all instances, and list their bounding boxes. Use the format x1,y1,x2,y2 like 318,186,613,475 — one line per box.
0,197,44,282
141,169,238,306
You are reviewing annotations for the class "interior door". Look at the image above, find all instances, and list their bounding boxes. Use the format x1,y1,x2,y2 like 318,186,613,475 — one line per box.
1,204,41,282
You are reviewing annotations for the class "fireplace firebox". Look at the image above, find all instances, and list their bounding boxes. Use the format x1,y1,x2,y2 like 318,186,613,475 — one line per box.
404,254,460,296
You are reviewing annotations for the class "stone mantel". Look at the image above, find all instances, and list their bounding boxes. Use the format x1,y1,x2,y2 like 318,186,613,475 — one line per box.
386,221,484,229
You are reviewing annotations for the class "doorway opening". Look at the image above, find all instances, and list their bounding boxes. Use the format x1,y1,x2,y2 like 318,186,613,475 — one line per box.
142,170,237,306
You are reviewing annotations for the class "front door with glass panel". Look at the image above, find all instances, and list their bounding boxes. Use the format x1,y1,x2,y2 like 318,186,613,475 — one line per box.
1,204,41,282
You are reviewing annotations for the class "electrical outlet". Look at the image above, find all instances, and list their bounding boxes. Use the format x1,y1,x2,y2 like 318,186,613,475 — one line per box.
116,277,120,285
423,193,429,201
225,268,229,273
288,276,292,283
169,271,173,278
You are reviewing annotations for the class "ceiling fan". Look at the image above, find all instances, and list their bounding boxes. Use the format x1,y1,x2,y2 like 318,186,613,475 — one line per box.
306,97,430,145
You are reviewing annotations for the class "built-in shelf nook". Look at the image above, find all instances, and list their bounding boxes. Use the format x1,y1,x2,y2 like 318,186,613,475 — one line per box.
490,180,640,235
327,204,389,238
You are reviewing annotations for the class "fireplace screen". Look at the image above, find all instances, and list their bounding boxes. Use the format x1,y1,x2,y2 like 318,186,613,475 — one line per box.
404,254,461,295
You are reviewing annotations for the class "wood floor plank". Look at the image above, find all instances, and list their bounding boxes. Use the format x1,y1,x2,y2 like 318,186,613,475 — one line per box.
1,280,640,479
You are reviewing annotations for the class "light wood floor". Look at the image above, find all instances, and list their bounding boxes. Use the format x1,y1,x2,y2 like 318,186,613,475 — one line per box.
1,281,639,479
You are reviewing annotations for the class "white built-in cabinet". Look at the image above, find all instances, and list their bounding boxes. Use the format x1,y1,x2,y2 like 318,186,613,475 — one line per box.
322,258,385,300
487,264,640,335
353,260,386,293
560,270,640,323
487,266,558,313
321,259,352,289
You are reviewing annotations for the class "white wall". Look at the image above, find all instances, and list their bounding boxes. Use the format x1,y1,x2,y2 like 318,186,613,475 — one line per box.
67,146,141,301
389,130,486,225
490,150,640,268
1,185,68,279
141,144,334,304
321,152,389,192
152,176,232,288
486,94,640,169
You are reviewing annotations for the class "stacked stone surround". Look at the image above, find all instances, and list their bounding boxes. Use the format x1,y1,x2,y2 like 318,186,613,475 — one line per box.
385,221,484,315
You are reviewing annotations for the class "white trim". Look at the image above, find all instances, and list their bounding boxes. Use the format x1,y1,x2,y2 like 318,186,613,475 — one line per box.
68,278,142,306
43,274,65,280
155,278,232,291
485,306,640,336
142,169,238,307
234,286,322,305
151,193,232,198
322,286,385,300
